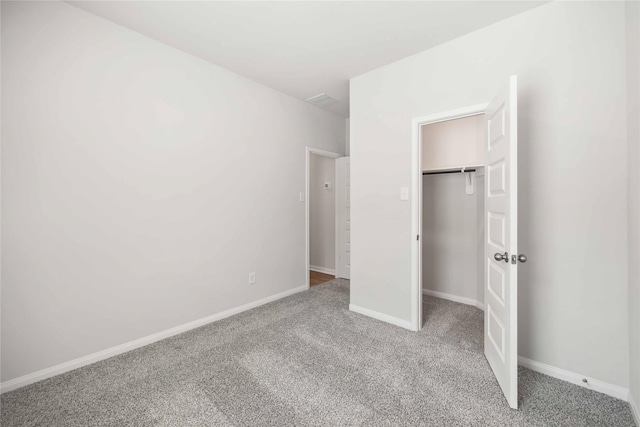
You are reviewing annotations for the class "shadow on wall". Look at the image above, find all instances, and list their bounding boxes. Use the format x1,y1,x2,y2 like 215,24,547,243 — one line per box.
516,82,535,356
422,173,484,304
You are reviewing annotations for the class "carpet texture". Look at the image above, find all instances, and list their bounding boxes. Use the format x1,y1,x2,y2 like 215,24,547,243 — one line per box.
1,279,636,426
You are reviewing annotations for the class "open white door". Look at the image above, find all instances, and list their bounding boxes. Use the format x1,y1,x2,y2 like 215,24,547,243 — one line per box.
335,157,350,279
484,75,520,409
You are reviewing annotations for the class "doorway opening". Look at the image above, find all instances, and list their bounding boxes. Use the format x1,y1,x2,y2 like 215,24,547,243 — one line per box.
305,147,341,289
421,113,486,314
411,104,488,330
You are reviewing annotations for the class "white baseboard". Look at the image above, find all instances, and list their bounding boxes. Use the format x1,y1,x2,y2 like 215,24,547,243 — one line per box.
422,288,485,311
349,304,413,331
423,290,631,403
518,356,629,401
1,285,307,394
629,391,640,426
309,265,336,275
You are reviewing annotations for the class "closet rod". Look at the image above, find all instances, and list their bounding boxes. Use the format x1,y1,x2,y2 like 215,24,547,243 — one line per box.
422,168,476,176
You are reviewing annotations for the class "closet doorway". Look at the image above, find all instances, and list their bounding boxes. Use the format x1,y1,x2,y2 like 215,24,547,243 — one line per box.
410,76,524,409
422,114,485,311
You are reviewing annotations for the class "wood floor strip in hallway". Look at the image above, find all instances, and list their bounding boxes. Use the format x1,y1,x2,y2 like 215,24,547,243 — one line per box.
310,270,334,286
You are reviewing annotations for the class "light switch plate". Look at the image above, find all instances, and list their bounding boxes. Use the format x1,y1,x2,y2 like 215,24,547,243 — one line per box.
400,187,409,201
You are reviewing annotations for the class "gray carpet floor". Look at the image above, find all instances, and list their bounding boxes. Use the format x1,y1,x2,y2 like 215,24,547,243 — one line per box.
1,279,636,426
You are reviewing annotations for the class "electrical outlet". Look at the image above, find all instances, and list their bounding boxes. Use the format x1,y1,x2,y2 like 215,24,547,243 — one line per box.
248,272,256,285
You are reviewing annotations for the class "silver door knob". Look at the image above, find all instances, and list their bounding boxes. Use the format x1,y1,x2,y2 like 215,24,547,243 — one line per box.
494,252,508,262
517,254,527,263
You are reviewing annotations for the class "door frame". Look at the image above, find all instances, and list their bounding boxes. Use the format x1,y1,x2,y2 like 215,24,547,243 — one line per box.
410,103,488,331
305,147,342,289
334,157,350,280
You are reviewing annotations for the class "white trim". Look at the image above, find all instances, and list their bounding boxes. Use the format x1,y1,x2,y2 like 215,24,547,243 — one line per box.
305,146,342,290
517,356,629,401
334,161,340,278
334,156,350,280
349,304,413,331
422,289,485,311
411,112,423,332
1,285,307,394
413,104,488,127
629,391,640,426
309,265,336,275
411,103,488,332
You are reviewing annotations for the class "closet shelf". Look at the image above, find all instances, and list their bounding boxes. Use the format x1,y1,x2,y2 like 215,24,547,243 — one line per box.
422,164,484,176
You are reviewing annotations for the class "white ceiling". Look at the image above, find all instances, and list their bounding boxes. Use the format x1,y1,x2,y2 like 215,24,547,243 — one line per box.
68,1,546,117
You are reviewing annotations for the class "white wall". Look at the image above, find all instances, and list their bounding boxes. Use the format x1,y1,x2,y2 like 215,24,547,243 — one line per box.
626,0,640,415
422,173,484,305
0,1,344,383
309,154,336,272
350,1,629,388
421,115,484,171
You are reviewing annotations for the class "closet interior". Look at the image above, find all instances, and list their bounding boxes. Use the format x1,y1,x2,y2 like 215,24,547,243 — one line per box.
421,114,486,314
